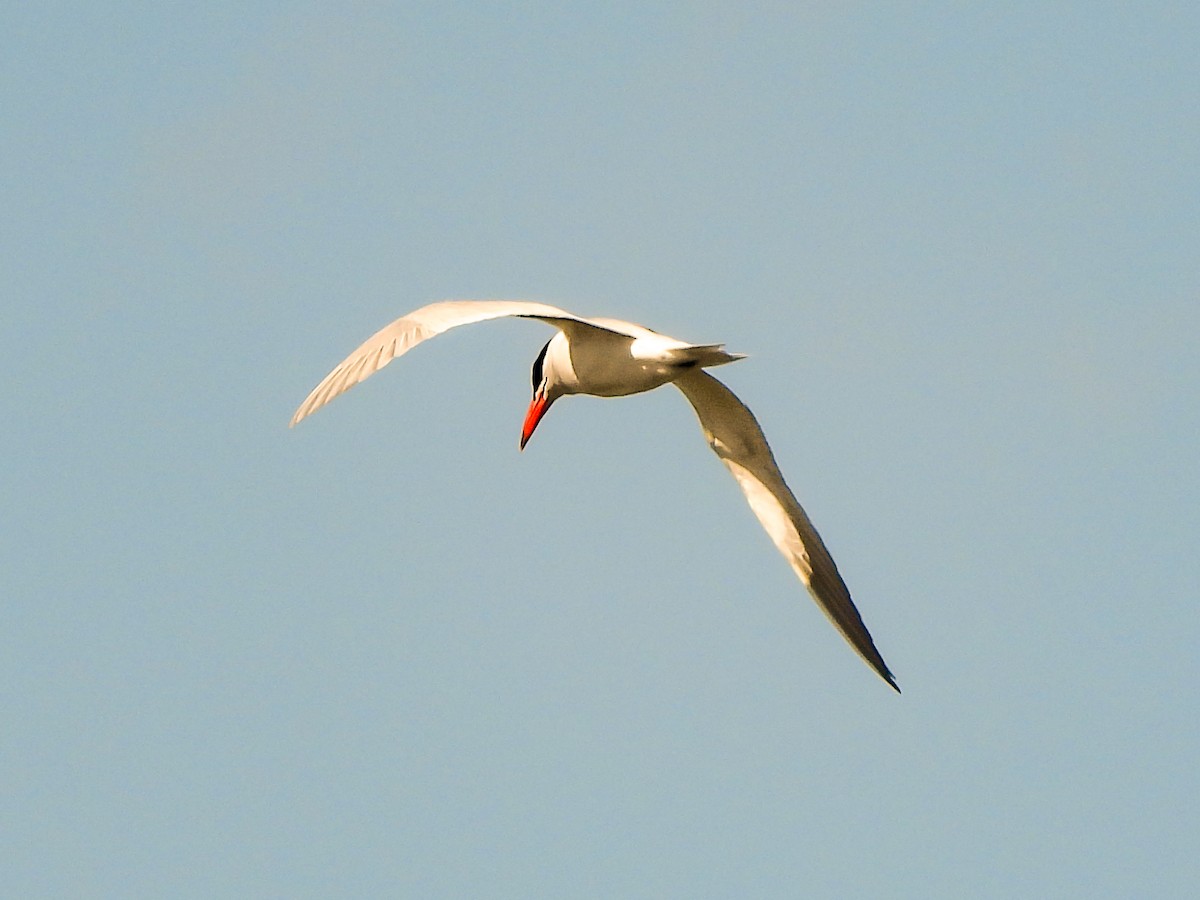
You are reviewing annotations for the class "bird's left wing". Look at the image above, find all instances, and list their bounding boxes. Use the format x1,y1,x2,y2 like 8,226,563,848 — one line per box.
673,369,898,691
290,299,618,426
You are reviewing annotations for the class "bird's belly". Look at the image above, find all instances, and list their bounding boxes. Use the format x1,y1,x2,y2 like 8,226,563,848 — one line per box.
584,367,680,397
568,346,682,397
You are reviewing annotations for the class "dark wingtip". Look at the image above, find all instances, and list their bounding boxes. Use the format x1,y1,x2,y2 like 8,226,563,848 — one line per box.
874,660,900,693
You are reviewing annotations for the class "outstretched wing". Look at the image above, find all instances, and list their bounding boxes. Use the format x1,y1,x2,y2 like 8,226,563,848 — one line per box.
673,369,898,691
290,300,621,426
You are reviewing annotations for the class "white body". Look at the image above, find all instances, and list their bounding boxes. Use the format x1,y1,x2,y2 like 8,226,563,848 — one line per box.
291,300,897,691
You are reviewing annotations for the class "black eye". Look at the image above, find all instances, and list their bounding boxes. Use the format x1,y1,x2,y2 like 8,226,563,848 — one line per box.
531,339,551,391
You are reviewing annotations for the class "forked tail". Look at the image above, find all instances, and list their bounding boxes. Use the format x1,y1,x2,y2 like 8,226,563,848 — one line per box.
664,343,747,369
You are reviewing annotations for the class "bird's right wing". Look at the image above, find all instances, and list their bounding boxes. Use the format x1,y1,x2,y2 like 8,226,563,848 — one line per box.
290,300,623,426
673,369,898,691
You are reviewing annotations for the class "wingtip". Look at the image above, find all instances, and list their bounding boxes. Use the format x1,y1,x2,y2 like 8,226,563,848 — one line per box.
289,402,313,428
874,661,901,693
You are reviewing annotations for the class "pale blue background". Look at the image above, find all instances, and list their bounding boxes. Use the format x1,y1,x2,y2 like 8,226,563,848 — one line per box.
4,4,1197,897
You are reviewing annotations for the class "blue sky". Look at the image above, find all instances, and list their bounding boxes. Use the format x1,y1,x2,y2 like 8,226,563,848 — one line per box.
4,3,1197,897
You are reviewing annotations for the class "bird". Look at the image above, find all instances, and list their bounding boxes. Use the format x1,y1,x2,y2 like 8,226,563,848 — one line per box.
290,299,898,691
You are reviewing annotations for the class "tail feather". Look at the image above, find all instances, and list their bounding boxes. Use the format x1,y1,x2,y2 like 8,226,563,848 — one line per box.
665,343,747,369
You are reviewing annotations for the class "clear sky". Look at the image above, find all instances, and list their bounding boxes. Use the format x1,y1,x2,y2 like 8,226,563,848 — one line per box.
4,3,1197,897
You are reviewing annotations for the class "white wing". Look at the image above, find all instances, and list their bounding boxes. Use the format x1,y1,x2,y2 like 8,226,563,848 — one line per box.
289,299,634,425
673,369,898,691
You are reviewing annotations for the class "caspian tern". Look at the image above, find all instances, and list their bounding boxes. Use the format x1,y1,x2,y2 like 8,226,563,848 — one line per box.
291,300,898,691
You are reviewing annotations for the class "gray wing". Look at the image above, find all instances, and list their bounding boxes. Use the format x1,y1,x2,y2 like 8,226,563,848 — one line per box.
290,299,630,425
673,369,898,691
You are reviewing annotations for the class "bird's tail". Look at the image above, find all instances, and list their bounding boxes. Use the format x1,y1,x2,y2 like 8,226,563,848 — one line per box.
665,343,747,369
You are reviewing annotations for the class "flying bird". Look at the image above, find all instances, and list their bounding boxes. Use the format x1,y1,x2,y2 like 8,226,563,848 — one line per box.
291,300,898,691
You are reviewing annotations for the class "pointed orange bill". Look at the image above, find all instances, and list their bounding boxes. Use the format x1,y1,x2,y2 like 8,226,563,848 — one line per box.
520,393,553,450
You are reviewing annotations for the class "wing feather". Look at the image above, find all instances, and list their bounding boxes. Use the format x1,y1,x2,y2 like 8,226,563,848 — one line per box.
673,369,898,691
290,300,613,425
